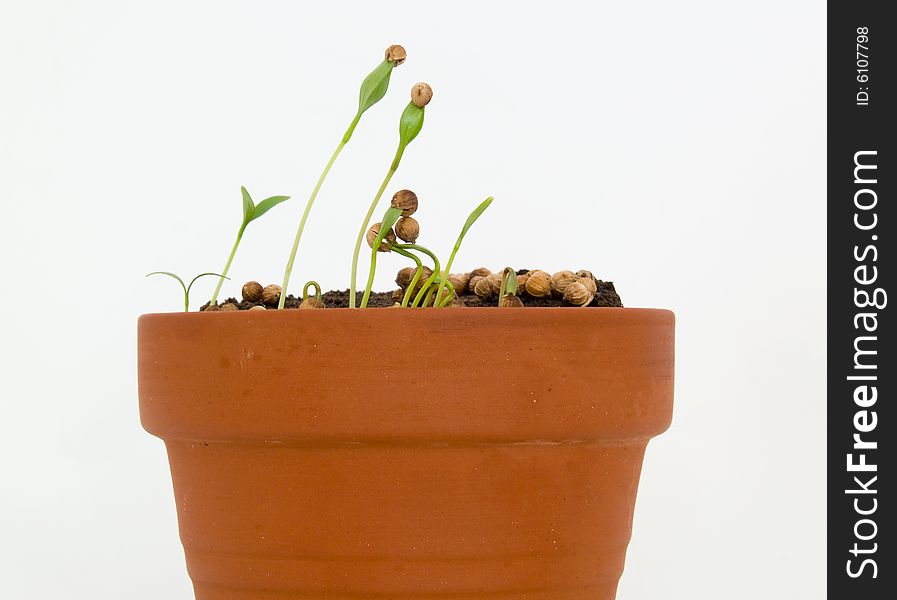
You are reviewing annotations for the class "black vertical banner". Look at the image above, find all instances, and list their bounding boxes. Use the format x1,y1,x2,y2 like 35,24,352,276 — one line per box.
828,2,895,597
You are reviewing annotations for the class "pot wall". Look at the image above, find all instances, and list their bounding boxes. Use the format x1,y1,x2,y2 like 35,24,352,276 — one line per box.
139,308,674,600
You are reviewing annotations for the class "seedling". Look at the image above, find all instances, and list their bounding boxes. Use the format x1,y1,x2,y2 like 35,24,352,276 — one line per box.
360,206,403,308
278,46,406,309
208,186,290,306
299,281,324,309
146,272,228,312
434,197,494,306
349,83,433,308
498,267,524,307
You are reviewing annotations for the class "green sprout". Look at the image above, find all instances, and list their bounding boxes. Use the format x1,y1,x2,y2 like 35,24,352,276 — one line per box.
434,196,494,307
208,186,290,306
278,47,405,309
349,83,433,308
498,267,524,308
360,206,403,308
147,272,228,312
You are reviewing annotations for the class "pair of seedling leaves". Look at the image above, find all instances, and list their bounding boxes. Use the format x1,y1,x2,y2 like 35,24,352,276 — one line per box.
147,187,290,311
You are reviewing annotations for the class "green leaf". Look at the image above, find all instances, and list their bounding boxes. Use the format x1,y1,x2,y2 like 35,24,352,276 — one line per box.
398,101,425,147
357,60,394,116
381,206,403,232
458,196,493,240
249,195,290,222
146,271,186,293
186,272,229,297
241,186,255,224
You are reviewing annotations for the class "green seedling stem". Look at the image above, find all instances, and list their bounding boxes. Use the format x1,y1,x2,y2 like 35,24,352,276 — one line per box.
391,246,424,307
279,56,401,309
210,187,289,306
360,207,403,308
350,99,427,308
433,196,494,307
148,271,228,312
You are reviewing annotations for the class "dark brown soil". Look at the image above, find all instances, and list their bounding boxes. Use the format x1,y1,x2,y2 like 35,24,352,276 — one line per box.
200,279,622,311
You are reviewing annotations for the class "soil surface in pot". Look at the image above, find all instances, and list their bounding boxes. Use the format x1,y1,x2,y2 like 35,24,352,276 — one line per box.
203,281,622,310
201,268,623,311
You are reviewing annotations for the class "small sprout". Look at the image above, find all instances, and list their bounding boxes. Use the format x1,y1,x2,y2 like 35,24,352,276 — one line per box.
299,281,324,309
219,302,239,312
391,189,418,216
209,186,290,306
524,270,552,297
350,84,432,307
498,267,524,308
249,305,267,311
262,284,282,306
395,216,420,243
411,82,433,107
366,222,396,252
384,44,407,65
433,197,495,307
474,276,494,299
146,271,228,312
563,281,594,307
280,46,404,309
550,270,577,297
242,281,264,303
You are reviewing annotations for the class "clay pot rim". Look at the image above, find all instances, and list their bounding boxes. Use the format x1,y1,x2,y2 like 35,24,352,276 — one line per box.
140,306,672,321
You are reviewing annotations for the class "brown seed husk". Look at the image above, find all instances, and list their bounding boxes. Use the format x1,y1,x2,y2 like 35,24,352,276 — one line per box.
516,273,529,293
395,216,420,243
219,302,239,312
563,281,594,307
391,289,405,303
469,267,491,279
467,275,484,293
391,189,418,217
550,270,576,297
366,222,396,252
203,303,220,312
262,284,282,306
498,295,525,308
241,281,263,303
298,297,325,309
395,267,417,289
411,82,433,107
487,273,503,294
248,305,266,311
578,271,598,294
384,44,406,66
524,270,552,297
474,277,494,299
448,275,468,296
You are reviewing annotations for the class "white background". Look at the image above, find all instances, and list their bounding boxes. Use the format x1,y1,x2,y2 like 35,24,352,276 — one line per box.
0,1,825,598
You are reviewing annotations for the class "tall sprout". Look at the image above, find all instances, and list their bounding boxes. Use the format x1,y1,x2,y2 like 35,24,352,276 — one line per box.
278,45,406,309
349,83,433,308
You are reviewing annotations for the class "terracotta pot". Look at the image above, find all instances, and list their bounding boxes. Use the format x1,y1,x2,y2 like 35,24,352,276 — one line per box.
139,308,674,600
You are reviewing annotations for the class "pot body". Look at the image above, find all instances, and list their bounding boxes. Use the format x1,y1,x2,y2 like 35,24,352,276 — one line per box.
139,308,674,600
